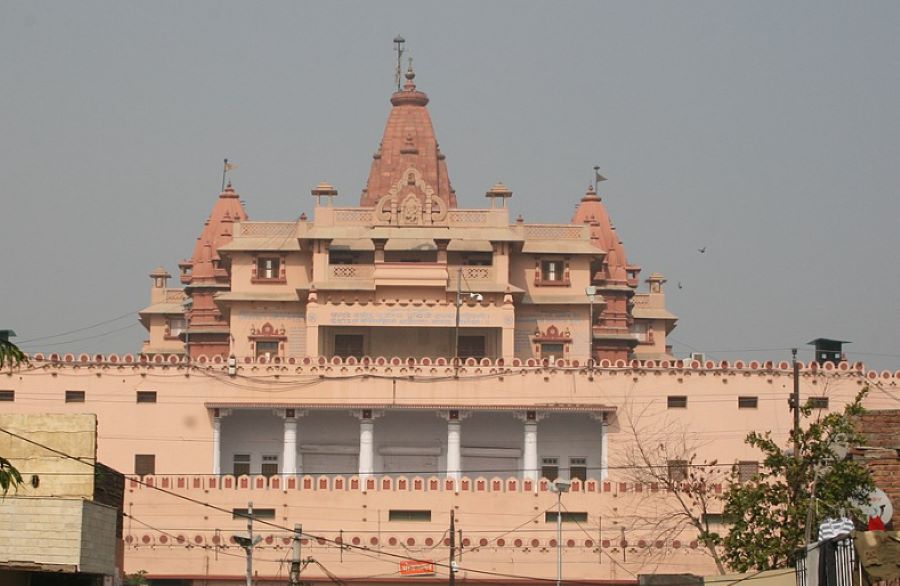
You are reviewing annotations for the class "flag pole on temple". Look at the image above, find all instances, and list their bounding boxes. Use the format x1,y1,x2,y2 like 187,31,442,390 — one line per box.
222,158,237,191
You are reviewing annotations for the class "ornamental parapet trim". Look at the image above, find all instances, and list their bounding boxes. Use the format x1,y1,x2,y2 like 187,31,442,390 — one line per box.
127,474,724,496
23,352,899,381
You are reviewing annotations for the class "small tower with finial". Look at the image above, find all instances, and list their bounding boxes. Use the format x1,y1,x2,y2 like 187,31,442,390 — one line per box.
311,181,338,207
485,182,513,208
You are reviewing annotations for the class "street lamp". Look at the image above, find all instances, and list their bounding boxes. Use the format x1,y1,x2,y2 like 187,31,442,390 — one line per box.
182,297,193,361
552,478,571,586
453,268,483,368
585,286,597,367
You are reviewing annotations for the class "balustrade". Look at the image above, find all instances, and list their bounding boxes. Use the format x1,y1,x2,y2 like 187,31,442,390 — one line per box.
328,264,375,279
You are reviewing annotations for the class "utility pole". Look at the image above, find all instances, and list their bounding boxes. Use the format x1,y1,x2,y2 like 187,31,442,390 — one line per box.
454,268,461,370
791,348,800,460
449,509,457,586
246,501,254,586
232,502,260,586
789,348,802,538
289,523,302,586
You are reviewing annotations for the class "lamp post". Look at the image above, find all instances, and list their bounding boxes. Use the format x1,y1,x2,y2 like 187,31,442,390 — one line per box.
585,286,597,367
182,297,193,361
553,478,571,586
453,268,482,369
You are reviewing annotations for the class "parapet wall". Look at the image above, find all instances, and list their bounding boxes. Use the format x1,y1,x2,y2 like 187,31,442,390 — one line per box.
24,352,900,382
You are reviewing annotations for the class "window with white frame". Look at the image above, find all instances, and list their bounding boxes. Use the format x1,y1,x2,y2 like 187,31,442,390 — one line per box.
541,260,564,282
256,257,281,280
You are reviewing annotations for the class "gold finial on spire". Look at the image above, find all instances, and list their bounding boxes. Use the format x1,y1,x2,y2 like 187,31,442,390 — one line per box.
404,56,417,90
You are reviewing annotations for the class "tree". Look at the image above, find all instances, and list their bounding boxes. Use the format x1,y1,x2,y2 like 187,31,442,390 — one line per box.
0,335,26,495
0,337,27,371
720,389,872,572
124,570,149,586
0,456,23,496
618,401,729,574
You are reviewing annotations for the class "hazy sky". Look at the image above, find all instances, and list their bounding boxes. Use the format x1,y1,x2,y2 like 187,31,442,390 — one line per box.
2,2,898,369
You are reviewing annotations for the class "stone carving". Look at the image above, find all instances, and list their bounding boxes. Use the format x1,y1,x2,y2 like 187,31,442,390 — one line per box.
374,166,448,225
401,193,421,225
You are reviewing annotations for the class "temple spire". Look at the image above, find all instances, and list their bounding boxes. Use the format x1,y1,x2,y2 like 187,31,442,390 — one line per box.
360,47,456,208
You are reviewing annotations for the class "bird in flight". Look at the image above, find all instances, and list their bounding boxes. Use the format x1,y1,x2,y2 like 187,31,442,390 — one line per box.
697,247,706,254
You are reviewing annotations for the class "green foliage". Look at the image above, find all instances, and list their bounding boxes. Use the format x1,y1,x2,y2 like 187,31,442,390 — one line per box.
124,570,149,586
0,455,23,496
0,338,27,370
0,337,26,496
721,389,873,572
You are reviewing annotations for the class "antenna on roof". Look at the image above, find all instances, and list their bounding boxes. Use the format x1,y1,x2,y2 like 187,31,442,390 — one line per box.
394,35,406,92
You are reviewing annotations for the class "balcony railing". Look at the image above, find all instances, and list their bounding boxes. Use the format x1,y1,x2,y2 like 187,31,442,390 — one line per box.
795,534,858,586
328,264,375,279
454,265,494,282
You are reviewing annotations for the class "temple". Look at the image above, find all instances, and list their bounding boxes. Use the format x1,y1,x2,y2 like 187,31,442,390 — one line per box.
139,63,676,365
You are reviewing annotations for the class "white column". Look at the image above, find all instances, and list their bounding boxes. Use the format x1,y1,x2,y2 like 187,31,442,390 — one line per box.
359,419,375,480
447,421,462,481
600,417,609,481
212,416,222,476
523,421,539,482
283,416,298,477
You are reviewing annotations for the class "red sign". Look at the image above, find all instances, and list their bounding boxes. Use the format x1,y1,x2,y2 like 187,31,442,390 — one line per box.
399,560,436,576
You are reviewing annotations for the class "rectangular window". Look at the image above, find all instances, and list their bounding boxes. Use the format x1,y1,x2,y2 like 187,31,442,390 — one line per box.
0,390,15,402
256,257,281,280
737,461,759,483
384,250,438,263
545,511,589,523
65,390,86,403
388,510,432,522
463,253,492,266
233,454,251,477
232,508,276,520
702,513,725,526
458,335,486,360
809,397,829,409
540,343,565,360
541,260,564,282
134,454,156,476
136,391,157,403
569,457,587,481
667,395,688,409
334,334,364,359
255,341,279,360
541,457,559,482
261,455,279,478
167,317,186,338
738,396,758,409
329,251,358,265
667,459,688,482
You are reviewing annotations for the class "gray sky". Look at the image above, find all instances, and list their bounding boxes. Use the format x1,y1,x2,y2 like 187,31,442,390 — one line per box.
2,1,899,369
